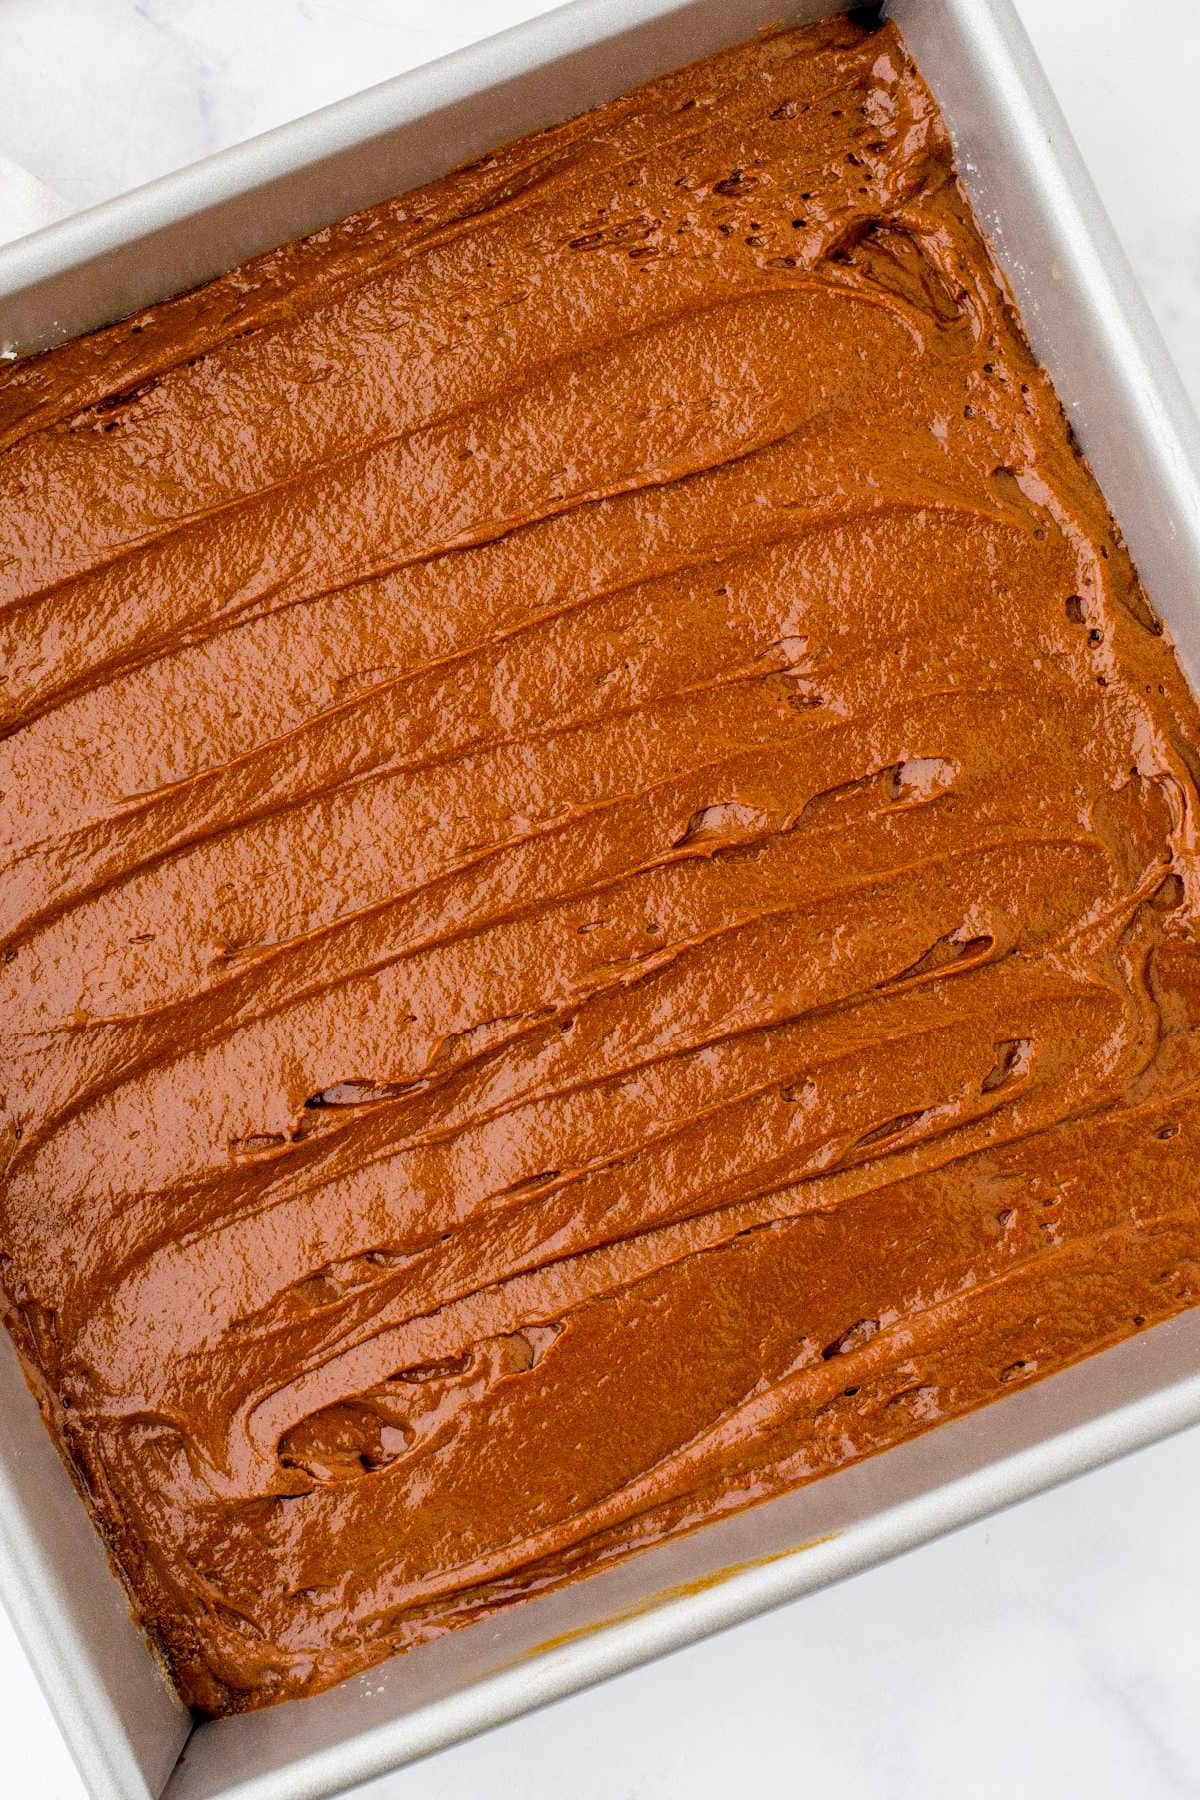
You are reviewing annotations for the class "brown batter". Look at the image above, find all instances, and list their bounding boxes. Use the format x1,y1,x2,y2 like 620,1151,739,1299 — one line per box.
2,13,1200,1717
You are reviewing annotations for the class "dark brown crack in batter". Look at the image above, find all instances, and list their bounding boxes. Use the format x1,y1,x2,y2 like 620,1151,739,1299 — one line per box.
2,13,1200,1716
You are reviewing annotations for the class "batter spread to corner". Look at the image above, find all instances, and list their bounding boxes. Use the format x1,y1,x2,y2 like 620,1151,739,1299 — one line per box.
2,13,1200,1715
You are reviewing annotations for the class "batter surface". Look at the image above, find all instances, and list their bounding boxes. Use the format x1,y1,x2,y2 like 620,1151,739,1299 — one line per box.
3,13,1200,1715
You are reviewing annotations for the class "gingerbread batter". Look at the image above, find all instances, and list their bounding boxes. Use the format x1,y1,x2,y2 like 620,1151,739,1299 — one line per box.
2,13,1199,1714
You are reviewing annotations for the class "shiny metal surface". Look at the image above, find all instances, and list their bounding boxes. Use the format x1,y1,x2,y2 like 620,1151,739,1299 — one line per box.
2,2,1199,1795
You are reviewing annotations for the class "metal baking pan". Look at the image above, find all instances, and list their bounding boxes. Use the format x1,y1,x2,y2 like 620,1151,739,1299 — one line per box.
3,1,1200,1795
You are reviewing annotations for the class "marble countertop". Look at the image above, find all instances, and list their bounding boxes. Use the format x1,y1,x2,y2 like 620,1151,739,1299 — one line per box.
2,3,1200,1796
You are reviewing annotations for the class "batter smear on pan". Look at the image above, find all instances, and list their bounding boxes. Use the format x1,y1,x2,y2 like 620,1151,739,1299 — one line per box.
2,14,1200,1713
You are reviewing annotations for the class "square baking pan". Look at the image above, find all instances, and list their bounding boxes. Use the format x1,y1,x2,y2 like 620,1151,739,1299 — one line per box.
3,1,1200,1796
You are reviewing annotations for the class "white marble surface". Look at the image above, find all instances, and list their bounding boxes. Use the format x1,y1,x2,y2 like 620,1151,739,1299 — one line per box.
2,3,1200,1796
